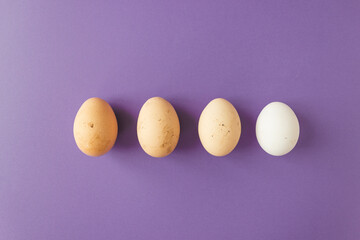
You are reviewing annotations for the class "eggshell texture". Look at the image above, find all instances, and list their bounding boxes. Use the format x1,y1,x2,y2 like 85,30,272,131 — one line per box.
256,102,300,156
198,98,241,157
73,97,118,157
137,97,180,158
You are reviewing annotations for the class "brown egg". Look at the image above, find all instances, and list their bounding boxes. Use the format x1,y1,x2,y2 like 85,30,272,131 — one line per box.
73,97,118,157
198,98,241,157
137,97,180,158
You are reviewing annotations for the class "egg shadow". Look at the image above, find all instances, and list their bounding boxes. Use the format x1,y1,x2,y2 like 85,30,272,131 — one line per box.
108,102,138,150
172,104,200,151
235,106,257,151
295,110,315,150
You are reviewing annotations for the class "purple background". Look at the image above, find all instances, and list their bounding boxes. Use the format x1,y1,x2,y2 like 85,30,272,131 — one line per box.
1,1,360,239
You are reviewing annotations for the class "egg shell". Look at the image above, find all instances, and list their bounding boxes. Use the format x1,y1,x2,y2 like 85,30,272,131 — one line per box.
73,97,118,157
137,97,180,158
256,102,300,156
198,98,241,157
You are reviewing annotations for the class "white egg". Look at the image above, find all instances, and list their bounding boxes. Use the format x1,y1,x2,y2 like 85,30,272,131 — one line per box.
256,102,300,156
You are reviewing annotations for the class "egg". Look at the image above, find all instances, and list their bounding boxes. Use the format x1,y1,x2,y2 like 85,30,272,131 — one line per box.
256,102,300,156
198,98,241,157
137,97,180,158
73,97,118,157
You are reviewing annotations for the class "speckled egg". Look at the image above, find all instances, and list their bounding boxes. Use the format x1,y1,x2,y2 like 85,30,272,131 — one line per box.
137,97,180,158
73,97,118,157
198,98,241,157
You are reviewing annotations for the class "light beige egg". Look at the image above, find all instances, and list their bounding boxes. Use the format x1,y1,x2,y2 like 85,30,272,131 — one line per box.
73,97,118,157
198,98,241,157
137,97,180,158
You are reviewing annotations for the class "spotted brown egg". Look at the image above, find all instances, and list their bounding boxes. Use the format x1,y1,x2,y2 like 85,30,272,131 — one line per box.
73,97,118,157
198,98,241,157
137,97,180,158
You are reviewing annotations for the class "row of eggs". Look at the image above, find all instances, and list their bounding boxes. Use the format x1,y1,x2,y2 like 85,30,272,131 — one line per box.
73,97,300,157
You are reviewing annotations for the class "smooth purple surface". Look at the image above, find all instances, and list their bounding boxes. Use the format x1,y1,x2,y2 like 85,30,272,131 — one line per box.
1,1,360,239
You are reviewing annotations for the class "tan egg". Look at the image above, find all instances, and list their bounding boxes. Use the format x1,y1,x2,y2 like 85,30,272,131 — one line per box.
198,98,241,157
137,97,180,158
73,97,118,157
